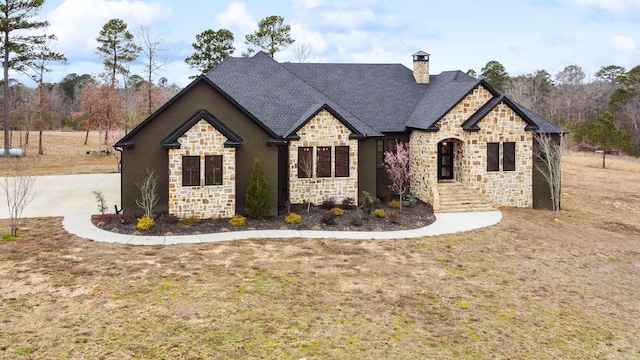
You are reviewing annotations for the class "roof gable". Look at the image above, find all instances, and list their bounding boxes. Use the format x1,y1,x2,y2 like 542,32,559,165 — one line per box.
462,95,538,132
161,109,243,149
285,103,364,140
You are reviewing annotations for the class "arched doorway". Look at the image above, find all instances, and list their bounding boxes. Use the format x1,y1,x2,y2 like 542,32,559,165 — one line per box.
437,141,454,180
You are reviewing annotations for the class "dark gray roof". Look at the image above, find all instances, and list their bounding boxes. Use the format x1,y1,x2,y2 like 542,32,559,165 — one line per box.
200,51,563,137
512,101,565,134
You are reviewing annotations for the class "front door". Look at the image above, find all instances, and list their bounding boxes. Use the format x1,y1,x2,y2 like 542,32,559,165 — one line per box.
438,141,454,180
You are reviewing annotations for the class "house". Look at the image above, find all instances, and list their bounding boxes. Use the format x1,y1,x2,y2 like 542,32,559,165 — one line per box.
114,51,563,219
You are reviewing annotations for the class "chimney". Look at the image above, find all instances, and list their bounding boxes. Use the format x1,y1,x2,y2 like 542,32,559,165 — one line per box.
412,51,430,84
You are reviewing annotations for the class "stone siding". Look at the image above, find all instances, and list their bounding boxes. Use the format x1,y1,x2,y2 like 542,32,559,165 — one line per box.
410,85,533,209
289,109,358,205
168,119,235,219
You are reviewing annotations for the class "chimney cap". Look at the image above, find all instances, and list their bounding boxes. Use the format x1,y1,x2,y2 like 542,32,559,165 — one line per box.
413,51,430,61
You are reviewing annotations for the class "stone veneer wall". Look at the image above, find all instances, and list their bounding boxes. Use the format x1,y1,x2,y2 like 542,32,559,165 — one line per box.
410,85,533,209
289,109,358,205
168,119,235,219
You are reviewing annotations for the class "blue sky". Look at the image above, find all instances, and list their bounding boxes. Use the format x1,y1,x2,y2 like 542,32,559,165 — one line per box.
25,0,640,87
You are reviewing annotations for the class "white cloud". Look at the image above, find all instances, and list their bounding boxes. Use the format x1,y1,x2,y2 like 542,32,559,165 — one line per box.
611,35,636,52
216,2,256,34
45,0,171,61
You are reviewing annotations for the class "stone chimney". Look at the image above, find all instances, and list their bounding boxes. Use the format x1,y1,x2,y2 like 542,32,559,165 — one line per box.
412,51,430,84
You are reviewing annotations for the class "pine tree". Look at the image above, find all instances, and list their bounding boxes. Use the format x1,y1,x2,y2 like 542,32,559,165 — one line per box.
245,159,271,219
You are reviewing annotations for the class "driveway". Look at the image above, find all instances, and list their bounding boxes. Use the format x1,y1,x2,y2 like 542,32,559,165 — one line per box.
0,174,120,219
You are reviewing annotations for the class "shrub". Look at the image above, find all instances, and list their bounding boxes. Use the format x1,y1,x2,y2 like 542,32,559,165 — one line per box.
388,212,401,224
320,197,336,210
388,199,401,209
349,209,364,227
92,190,108,214
245,159,271,219
321,211,336,225
402,192,418,208
136,169,159,218
229,214,247,227
341,197,356,210
284,212,302,224
360,191,376,216
374,209,387,218
179,217,201,226
331,207,344,216
137,215,155,230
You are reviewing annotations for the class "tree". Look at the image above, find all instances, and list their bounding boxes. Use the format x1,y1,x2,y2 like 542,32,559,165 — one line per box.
138,26,170,116
0,0,59,156
245,158,271,219
96,18,139,143
384,140,413,211
534,133,566,217
185,28,234,76
96,18,140,88
26,36,66,155
575,111,630,168
136,168,158,218
596,65,626,84
79,80,125,147
243,15,294,58
505,70,553,116
480,60,509,92
293,43,313,63
1,158,36,236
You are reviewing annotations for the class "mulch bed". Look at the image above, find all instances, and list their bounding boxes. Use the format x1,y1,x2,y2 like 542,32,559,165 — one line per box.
92,201,435,236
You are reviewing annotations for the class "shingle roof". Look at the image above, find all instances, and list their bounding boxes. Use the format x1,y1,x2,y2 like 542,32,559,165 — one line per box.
199,51,563,137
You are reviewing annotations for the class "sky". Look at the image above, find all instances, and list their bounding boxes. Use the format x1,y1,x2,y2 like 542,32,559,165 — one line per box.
19,0,640,88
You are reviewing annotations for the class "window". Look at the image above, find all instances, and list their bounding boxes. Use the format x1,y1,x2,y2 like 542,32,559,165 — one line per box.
487,143,499,172
503,142,516,171
205,155,223,185
182,156,200,186
335,146,349,177
316,146,331,177
298,147,313,178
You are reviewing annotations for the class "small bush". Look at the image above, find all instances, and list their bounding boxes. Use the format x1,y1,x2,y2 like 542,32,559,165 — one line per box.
137,216,155,230
402,192,418,208
374,209,387,218
332,207,344,216
388,199,401,209
388,212,401,224
360,191,376,216
284,212,302,224
320,197,336,210
179,217,201,226
321,211,336,225
341,197,356,210
229,214,247,227
349,209,364,227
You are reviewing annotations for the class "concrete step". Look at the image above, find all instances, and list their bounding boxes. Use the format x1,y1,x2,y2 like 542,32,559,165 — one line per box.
437,183,495,213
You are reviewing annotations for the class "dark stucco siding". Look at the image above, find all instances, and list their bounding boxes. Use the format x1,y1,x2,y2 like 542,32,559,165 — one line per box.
358,138,377,202
375,133,410,199
532,135,560,210
120,80,279,217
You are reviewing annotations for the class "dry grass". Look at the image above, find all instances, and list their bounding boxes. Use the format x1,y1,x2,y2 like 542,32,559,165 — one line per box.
0,151,639,359
0,130,118,175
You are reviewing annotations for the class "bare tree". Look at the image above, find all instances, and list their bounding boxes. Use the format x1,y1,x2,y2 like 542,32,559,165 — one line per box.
293,43,313,63
1,159,36,236
137,26,170,117
298,147,314,213
534,133,566,218
136,168,158,218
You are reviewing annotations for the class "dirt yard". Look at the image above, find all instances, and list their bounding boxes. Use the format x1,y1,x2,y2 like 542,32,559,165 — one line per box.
0,132,639,359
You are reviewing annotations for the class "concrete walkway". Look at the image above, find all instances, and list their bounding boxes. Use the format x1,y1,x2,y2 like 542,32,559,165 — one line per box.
0,174,120,219
62,210,503,246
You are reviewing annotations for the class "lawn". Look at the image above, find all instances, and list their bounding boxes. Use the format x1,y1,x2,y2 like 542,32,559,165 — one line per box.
0,131,639,359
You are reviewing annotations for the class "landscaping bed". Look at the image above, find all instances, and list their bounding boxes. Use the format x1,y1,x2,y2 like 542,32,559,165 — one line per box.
92,200,435,236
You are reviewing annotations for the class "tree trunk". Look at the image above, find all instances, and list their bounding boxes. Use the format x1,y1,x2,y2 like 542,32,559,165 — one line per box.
84,128,89,145
602,151,606,168
3,31,10,157
38,130,43,155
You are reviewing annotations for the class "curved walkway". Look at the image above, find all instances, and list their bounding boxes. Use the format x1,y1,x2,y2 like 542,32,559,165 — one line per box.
62,211,502,246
